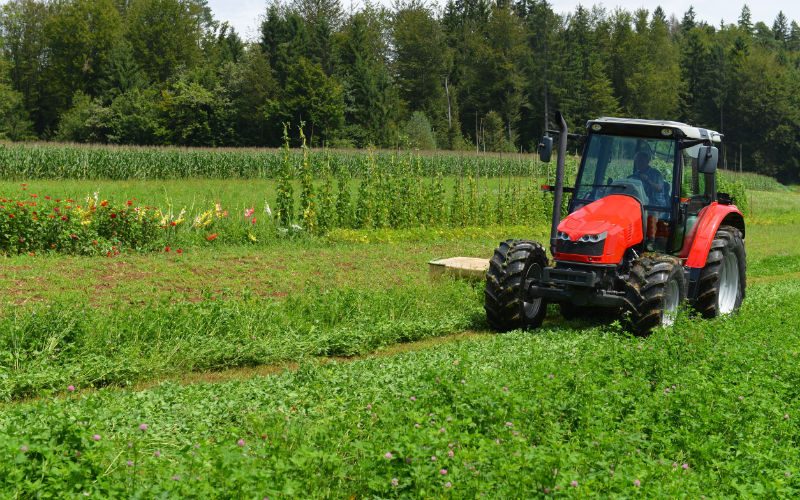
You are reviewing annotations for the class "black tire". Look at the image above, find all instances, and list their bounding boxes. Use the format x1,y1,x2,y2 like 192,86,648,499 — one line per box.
625,256,687,335
694,225,746,318
485,239,548,332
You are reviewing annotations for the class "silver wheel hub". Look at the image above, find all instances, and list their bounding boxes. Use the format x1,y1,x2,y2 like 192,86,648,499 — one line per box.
662,279,680,326
718,251,739,314
523,263,544,320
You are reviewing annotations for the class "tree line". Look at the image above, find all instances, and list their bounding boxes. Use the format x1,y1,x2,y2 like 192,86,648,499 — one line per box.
1,1,799,180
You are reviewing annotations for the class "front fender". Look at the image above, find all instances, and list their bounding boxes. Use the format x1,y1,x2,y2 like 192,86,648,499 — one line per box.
683,202,745,269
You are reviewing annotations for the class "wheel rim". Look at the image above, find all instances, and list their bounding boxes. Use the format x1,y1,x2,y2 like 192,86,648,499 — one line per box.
662,279,680,326
718,251,739,314
523,263,544,321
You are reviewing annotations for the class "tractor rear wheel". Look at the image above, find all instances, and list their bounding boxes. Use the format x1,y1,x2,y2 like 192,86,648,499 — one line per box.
694,225,746,318
625,256,687,335
484,240,548,332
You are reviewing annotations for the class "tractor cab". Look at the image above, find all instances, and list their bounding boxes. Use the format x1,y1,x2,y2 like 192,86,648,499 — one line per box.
559,118,724,263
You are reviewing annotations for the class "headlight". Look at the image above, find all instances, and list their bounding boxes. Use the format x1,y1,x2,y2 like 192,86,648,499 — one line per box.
578,231,608,243
557,231,570,241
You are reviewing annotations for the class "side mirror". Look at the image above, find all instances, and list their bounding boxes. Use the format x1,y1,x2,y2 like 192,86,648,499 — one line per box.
538,136,553,163
697,146,719,174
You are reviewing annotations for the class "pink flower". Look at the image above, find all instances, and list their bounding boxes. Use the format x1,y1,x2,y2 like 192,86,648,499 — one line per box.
154,450,161,457
440,469,448,475
444,482,452,488
67,385,75,392
19,445,28,453
409,396,416,401
237,439,246,447
391,478,399,487
431,455,437,461
505,422,513,427
633,479,641,487
672,462,678,468
570,480,578,488
126,460,134,467
384,452,393,459
448,450,454,458
439,427,446,433
92,434,101,442
139,423,148,432
366,404,372,410
244,208,255,218
682,463,689,470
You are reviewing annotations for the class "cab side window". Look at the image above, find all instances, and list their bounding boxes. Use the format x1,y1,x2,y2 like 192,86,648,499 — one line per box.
681,147,708,214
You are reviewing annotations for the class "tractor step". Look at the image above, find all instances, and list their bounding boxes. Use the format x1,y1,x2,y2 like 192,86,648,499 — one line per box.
428,257,489,282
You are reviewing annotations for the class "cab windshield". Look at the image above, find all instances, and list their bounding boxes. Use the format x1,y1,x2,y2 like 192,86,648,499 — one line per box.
574,134,676,210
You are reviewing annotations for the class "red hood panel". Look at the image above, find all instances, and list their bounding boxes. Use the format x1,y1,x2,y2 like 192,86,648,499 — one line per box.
556,195,644,264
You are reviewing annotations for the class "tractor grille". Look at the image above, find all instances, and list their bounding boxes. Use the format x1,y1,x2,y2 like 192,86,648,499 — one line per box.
556,239,605,257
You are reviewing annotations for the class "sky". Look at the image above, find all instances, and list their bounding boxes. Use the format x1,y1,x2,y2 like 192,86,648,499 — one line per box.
207,0,800,40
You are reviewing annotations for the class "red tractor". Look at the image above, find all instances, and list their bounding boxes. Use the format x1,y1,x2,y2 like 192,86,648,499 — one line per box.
485,113,746,334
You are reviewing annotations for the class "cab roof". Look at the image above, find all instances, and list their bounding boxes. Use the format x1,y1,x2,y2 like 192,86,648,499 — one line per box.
587,117,723,143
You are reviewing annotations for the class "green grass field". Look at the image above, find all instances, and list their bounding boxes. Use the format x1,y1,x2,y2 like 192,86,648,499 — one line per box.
1,146,798,496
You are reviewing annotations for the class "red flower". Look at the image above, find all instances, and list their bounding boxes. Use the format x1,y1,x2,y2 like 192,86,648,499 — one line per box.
8,214,14,219
45,196,51,200
176,248,183,255
165,246,171,252
206,233,218,241
61,216,68,221
251,217,257,225
110,213,117,219
100,200,109,207
70,234,78,240
126,200,133,206
170,221,177,226
92,240,98,245
30,194,38,198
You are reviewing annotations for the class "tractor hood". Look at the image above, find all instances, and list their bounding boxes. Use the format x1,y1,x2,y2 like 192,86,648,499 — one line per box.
555,195,644,264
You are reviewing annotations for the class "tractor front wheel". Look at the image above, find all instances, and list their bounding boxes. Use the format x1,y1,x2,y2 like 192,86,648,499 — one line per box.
625,256,687,335
485,240,548,332
694,225,746,318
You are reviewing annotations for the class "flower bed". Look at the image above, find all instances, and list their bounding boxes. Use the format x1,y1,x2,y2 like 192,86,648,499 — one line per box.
0,192,163,255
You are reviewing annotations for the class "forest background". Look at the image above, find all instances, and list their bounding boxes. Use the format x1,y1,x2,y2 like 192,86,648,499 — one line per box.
1,0,799,181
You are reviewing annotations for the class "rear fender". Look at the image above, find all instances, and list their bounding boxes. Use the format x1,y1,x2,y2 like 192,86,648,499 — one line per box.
683,203,745,268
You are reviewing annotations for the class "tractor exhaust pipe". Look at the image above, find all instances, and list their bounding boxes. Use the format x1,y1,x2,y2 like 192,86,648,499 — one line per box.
549,112,568,256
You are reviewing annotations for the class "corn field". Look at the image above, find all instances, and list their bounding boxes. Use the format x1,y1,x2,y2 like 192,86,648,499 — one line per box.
0,142,577,180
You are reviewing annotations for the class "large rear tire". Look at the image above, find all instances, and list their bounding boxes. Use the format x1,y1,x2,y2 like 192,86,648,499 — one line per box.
484,240,548,332
694,225,746,318
625,256,687,335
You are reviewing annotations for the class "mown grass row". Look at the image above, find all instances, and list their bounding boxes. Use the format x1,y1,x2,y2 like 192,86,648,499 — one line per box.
2,279,800,496
0,281,484,401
